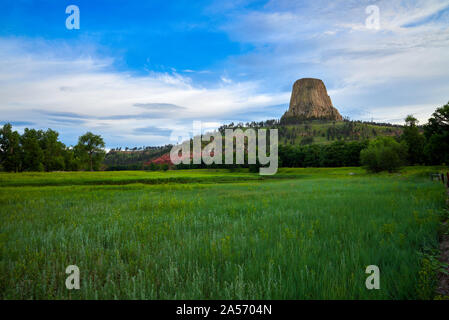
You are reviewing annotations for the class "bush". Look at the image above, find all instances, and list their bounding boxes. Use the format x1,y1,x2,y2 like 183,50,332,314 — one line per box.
249,164,260,173
360,137,407,173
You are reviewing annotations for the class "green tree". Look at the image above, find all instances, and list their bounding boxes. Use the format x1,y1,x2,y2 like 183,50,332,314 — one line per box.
344,140,369,166
20,128,44,171
303,144,321,167
76,132,106,171
300,136,314,146
423,102,449,164
63,147,80,171
40,129,66,171
320,141,346,167
360,136,407,173
401,115,425,165
149,162,157,171
0,123,22,172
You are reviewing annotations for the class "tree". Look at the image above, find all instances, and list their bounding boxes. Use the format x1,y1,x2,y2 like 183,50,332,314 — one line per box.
401,115,425,165
20,128,44,171
149,162,157,171
63,147,80,171
344,140,369,166
303,144,321,167
40,129,66,171
0,123,22,172
424,102,449,137
321,141,346,167
76,132,105,171
360,136,407,173
405,115,418,127
423,102,449,164
300,136,314,146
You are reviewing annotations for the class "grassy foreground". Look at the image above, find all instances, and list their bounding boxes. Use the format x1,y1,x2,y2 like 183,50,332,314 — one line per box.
0,167,447,299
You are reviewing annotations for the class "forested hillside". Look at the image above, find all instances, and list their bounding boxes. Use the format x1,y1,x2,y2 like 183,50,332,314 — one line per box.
219,119,404,146
103,145,172,170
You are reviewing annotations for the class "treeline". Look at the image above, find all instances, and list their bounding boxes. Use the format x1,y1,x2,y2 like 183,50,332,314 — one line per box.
0,124,105,172
110,146,169,152
104,145,172,171
359,104,449,172
1,102,447,173
280,115,338,125
280,102,449,169
221,117,404,147
170,138,366,171
279,121,402,146
280,115,404,128
324,121,399,141
279,140,368,167
218,119,280,133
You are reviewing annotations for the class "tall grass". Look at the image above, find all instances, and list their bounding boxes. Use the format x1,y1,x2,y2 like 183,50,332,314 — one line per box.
0,167,446,299
0,169,262,187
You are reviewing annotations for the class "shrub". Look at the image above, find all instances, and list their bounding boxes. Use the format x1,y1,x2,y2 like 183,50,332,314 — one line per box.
360,137,407,173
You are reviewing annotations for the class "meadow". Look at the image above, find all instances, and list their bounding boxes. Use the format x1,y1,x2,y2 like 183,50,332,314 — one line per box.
0,167,447,299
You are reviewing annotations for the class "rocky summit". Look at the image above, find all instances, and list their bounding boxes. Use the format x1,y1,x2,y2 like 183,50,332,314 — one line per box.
281,78,343,122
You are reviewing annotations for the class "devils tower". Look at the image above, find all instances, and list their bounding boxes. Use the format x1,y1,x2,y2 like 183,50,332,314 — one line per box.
281,78,343,122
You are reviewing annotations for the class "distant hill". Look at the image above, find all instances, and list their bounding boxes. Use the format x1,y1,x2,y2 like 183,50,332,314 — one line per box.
277,119,404,146
218,118,404,145
103,145,172,170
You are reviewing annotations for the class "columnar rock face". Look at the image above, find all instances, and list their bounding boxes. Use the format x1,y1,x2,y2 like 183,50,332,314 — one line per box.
282,78,343,121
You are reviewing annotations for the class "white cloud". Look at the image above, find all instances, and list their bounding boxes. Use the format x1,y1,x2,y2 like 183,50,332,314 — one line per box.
220,76,233,84
0,37,289,147
216,0,449,123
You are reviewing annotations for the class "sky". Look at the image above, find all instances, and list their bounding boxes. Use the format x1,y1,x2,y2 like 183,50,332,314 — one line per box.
1,0,449,148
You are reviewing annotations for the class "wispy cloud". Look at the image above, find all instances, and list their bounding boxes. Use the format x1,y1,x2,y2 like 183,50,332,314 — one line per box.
215,0,449,123
0,37,288,147
133,126,173,136
0,121,35,127
133,103,186,111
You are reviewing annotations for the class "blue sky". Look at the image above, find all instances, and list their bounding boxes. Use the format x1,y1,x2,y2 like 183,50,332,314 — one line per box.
1,0,449,147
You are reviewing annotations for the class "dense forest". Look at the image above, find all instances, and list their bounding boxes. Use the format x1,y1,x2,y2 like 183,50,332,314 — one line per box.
0,127,105,172
103,145,172,170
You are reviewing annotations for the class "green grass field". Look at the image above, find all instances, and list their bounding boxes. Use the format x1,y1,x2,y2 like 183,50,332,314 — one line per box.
0,167,447,299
